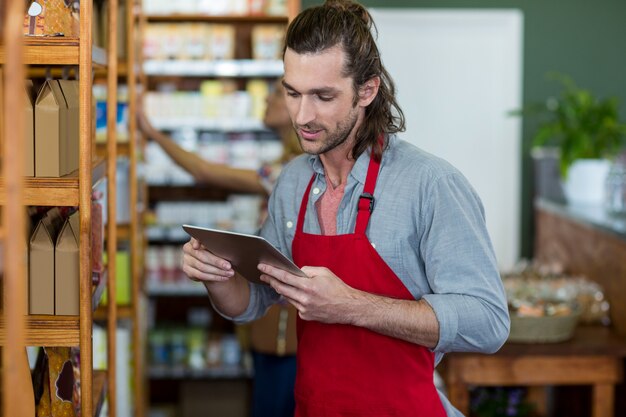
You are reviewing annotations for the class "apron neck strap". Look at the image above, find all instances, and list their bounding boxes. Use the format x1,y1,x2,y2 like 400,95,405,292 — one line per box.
355,149,381,235
296,136,384,235
296,174,316,234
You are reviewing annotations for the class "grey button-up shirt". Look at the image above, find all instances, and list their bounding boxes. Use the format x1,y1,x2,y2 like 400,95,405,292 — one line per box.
230,135,509,416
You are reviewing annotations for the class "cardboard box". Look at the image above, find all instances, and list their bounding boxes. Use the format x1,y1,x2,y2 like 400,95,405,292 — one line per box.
35,80,79,177
55,211,79,315
57,80,79,175
25,80,35,176
29,208,63,315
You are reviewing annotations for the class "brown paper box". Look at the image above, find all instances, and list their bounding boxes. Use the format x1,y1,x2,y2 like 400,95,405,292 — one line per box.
25,80,35,176
35,80,67,177
29,208,63,315
35,80,78,177
57,80,79,176
55,211,79,316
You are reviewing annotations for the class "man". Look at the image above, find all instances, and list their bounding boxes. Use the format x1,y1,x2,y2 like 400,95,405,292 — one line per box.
183,1,510,416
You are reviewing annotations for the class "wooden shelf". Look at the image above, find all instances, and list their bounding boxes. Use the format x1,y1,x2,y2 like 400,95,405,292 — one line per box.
143,59,283,77
93,370,108,417
150,117,267,132
94,304,134,321
0,158,106,206
147,184,230,202
145,14,288,23
0,38,107,66
96,141,130,157
146,281,206,297
0,315,80,347
27,61,127,78
148,364,252,380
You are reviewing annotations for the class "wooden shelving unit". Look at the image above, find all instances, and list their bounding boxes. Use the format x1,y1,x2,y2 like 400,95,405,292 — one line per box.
1,0,119,416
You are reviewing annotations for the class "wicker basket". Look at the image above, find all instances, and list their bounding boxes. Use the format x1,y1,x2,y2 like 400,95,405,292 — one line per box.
508,310,580,343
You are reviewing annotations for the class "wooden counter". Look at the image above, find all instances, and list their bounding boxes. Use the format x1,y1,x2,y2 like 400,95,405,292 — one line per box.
441,326,626,417
534,199,626,335
441,199,626,417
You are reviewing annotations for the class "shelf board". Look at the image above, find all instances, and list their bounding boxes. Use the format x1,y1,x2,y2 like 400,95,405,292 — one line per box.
150,118,267,132
147,364,252,380
0,315,79,347
145,14,288,23
93,370,108,417
94,304,134,321
28,61,127,78
143,59,283,77
95,141,130,158
0,38,107,66
118,223,131,240
146,281,206,296
147,184,230,202
0,158,106,206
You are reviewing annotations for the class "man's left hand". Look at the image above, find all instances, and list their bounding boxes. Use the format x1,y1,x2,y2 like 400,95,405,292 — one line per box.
258,263,360,324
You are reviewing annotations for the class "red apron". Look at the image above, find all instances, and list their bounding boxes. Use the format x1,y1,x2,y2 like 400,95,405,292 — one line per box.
291,155,447,417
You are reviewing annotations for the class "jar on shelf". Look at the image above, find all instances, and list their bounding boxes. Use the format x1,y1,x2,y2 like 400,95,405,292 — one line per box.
605,153,626,215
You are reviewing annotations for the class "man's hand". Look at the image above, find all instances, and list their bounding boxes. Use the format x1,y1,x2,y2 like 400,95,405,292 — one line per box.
182,238,235,284
258,262,441,348
183,238,250,318
258,263,361,324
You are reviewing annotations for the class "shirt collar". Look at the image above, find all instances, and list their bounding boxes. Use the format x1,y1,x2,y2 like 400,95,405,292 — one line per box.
306,135,393,185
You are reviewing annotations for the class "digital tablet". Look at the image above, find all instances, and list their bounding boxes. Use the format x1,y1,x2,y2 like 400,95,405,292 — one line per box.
182,224,307,285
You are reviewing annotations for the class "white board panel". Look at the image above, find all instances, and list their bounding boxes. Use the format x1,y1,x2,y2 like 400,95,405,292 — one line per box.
370,9,523,269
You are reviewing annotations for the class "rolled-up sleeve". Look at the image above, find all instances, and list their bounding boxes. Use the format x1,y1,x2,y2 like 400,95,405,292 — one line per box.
226,181,285,323
419,173,510,353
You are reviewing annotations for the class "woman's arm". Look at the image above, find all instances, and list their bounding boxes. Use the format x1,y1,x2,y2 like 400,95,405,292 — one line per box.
138,110,267,195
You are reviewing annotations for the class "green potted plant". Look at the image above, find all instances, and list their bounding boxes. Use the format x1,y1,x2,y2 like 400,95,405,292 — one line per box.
516,73,626,205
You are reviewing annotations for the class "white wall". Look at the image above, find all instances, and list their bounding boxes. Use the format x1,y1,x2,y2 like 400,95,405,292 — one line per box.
370,9,523,270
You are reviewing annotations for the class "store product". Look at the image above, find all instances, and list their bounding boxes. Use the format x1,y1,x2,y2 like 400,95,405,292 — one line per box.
55,211,80,315
29,208,63,315
34,79,79,177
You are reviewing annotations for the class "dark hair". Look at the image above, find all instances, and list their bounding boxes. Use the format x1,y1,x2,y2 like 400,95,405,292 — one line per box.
284,0,405,161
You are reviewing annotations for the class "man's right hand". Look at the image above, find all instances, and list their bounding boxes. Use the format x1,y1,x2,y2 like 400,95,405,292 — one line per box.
182,238,236,283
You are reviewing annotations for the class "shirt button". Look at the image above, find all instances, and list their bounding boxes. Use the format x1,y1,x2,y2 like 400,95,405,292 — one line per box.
312,187,320,195
371,242,376,249
286,221,294,229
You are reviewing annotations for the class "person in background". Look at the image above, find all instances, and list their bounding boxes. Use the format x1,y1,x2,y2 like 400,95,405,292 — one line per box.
182,1,510,416
138,82,299,417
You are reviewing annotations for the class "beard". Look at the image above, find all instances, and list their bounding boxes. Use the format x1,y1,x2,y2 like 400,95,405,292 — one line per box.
295,106,360,156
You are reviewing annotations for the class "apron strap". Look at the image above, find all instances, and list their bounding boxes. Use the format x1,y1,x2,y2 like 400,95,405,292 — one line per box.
296,136,384,236
296,174,316,233
355,137,383,235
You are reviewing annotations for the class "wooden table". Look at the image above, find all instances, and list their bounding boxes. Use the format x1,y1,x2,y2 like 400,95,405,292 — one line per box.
439,326,626,417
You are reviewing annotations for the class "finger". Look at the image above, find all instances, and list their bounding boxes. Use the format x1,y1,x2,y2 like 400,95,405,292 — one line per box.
191,238,201,250
183,256,232,282
260,273,306,304
183,252,234,279
258,263,308,288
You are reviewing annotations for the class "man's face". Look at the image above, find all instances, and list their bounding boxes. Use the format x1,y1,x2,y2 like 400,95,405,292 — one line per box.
282,45,361,156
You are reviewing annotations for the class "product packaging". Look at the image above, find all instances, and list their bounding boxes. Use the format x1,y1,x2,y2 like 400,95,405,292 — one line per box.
55,211,79,315
34,79,79,177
